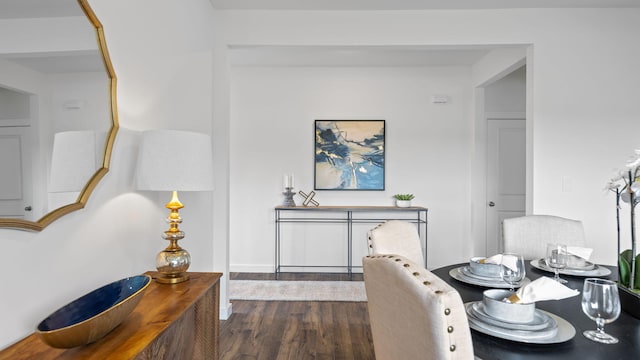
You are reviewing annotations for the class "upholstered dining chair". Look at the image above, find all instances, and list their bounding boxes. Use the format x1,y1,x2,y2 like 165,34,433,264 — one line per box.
363,255,475,360
367,220,425,266
502,215,586,260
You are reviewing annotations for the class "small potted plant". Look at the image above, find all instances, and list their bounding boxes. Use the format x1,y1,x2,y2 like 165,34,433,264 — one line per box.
393,194,415,208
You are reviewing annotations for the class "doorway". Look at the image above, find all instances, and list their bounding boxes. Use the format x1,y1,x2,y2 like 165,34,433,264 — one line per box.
0,126,32,219
486,118,525,254
483,66,527,255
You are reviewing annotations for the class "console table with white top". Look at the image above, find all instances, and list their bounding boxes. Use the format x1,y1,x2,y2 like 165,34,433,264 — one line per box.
274,206,428,279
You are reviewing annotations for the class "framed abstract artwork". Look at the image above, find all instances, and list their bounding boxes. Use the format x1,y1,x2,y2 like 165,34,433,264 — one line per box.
314,120,385,190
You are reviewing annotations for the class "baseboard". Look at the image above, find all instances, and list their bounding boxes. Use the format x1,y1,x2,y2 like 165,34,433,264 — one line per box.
230,264,275,273
219,302,232,320
230,264,363,274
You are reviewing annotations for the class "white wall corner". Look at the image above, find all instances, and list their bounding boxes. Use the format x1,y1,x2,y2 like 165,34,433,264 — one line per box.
472,47,528,88
220,302,233,320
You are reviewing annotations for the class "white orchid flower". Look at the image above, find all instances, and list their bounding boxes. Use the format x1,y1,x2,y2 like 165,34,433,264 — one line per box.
621,190,639,203
626,157,640,170
606,181,622,191
612,170,626,182
605,169,627,191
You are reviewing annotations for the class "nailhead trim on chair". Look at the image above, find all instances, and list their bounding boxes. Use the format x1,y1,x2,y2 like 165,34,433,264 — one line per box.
365,254,470,357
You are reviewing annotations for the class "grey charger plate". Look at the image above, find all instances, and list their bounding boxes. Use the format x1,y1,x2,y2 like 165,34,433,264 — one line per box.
450,266,528,289
465,302,576,344
531,259,612,277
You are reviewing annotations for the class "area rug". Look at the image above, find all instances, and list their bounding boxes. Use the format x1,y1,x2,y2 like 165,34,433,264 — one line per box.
229,280,368,302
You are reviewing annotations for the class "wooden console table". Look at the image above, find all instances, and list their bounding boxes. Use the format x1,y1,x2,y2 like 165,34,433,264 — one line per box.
0,271,222,360
275,206,428,278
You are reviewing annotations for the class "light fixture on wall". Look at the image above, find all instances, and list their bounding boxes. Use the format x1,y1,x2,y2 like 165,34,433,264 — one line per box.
431,95,450,104
135,129,214,284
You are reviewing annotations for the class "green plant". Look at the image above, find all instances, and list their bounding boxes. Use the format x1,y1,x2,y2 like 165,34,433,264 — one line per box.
619,250,640,293
607,148,640,292
393,194,415,201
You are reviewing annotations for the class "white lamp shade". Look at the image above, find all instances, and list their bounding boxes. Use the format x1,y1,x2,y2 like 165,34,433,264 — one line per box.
135,130,214,191
49,131,97,192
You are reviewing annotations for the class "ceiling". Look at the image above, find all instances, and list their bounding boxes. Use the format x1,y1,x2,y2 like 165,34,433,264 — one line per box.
221,0,639,67
1,0,638,18
210,0,640,10
0,0,81,19
3,0,638,73
0,0,100,74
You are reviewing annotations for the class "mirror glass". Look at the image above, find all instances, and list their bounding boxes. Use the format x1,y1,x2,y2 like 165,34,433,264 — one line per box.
0,0,118,231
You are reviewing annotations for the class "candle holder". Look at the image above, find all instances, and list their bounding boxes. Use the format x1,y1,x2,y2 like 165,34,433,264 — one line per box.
282,187,296,206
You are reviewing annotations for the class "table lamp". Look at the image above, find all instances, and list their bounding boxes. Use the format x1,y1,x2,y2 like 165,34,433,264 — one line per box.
135,129,214,284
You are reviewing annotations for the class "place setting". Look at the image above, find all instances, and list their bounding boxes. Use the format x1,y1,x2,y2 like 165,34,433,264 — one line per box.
450,253,530,288
530,244,612,278
465,276,580,344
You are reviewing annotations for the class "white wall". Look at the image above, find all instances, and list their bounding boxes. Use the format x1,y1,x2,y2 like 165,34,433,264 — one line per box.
484,66,526,114
220,8,640,271
230,66,473,270
0,0,221,350
2,3,640,351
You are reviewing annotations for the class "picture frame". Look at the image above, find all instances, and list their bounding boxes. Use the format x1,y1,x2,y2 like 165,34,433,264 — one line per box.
314,120,385,190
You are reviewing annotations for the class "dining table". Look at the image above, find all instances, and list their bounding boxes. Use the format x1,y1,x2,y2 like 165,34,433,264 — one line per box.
432,261,640,360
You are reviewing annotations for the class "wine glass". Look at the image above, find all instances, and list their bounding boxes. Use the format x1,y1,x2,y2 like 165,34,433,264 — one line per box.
581,278,621,344
500,253,526,292
546,243,568,283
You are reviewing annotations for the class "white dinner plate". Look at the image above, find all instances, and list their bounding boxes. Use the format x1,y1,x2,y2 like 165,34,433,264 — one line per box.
530,259,612,277
460,266,502,281
465,302,576,344
470,302,555,331
449,266,528,289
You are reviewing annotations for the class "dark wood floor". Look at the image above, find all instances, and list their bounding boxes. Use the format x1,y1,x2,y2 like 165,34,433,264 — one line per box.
220,273,374,360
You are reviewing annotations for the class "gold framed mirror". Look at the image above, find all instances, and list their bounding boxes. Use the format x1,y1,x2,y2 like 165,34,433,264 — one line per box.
0,0,118,231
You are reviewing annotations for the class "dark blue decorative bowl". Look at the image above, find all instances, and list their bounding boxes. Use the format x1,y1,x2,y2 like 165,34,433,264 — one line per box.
36,274,151,348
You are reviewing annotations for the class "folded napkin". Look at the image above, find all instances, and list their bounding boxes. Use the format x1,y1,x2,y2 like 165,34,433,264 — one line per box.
566,246,593,260
564,246,594,269
479,254,503,264
479,254,519,271
506,276,580,304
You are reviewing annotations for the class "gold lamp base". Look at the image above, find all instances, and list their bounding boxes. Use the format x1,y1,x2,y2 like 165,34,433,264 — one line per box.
155,191,191,284
155,271,190,284
155,248,191,284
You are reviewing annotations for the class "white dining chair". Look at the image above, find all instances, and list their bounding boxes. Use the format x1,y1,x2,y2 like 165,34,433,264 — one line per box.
363,254,475,360
502,215,586,260
367,220,425,266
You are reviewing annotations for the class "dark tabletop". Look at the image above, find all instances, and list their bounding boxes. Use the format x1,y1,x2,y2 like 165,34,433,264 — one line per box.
432,262,640,360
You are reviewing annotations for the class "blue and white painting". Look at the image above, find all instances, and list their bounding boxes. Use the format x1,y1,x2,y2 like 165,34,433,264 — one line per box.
315,120,385,190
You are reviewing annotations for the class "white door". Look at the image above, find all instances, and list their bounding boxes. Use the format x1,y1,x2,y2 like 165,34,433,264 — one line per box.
0,126,33,219
486,119,526,255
